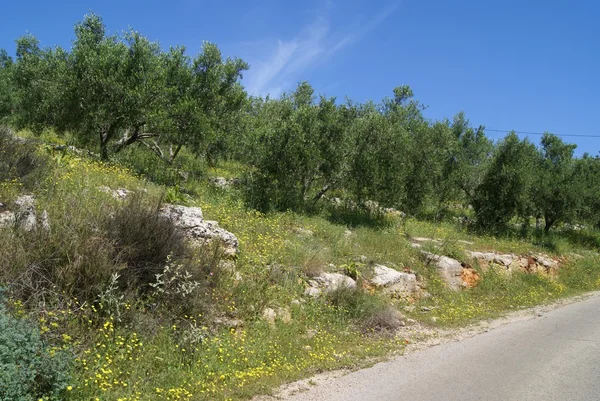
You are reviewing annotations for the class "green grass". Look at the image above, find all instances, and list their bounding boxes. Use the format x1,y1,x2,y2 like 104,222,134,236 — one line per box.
1,133,600,400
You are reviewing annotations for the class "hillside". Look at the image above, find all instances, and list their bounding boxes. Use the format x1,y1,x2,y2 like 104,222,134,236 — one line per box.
1,128,599,400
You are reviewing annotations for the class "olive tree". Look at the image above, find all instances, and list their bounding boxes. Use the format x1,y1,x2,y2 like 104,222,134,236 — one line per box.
244,82,350,211
0,49,14,120
534,134,579,231
473,132,538,231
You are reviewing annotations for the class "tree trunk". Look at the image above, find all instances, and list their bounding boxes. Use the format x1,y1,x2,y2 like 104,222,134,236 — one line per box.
168,144,183,164
312,182,333,203
544,217,555,232
100,131,109,160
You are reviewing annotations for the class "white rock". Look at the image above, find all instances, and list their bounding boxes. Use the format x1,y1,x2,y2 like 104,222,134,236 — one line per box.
14,195,37,231
292,227,314,237
493,254,516,267
98,186,132,200
465,251,496,262
421,251,464,291
0,211,15,227
40,210,50,231
0,195,47,232
261,308,276,324
159,204,238,256
304,273,356,297
534,254,559,270
277,307,292,324
370,264,418,296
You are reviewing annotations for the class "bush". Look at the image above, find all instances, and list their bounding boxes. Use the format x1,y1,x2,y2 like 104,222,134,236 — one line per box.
1,188,220,320
0,126,48,190
0,298,72,400
325,287,402,332
104,193,187,290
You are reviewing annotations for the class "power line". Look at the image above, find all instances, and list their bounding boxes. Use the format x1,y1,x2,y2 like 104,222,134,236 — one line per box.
483,128,600,138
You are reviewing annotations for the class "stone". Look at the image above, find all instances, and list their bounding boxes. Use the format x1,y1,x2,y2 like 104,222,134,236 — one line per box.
0,211,15,227
0,195,48,232
493,254,516,267
276,307,292,324
40,210,50,231
159,204,238,257
465,251,496,263
292,227,314,237
98,186,132,200
421,251,464,291
209,177,240,190
534,254,559,270
261,308,276,324
412,237,441,244
14,195,37,231
384,207,406,218
461,267,480,288
329,197,343,205
370,264,418,296
214,317,244,329
304,272,356,297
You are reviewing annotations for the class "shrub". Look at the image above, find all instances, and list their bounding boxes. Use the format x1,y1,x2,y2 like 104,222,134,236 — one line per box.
103,193,187,290
325,286,401,332
0,297,72,400
0,126,48,190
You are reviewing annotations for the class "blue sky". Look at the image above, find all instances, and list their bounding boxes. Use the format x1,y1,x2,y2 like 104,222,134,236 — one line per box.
1,0,598,154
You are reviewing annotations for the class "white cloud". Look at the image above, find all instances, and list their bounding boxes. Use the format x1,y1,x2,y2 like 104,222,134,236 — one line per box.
244,3,398,97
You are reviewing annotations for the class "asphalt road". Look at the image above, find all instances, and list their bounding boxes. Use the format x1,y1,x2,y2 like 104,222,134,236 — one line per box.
286,295,600,401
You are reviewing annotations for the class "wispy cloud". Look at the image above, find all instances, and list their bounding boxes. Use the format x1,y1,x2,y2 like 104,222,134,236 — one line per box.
244,3,399,97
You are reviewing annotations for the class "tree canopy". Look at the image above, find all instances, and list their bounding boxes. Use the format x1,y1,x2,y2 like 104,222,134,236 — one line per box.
1,13,598,232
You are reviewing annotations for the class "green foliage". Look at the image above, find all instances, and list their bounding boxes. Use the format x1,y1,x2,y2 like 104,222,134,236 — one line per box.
0,49,14,121
244,82,350,212
533,134,580,231
0,297,72,401
0,126,48,190
10,14,248,163
473,132,539,231
574,155,600,228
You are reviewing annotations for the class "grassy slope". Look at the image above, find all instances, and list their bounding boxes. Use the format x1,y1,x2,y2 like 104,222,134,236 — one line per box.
2,137,600,400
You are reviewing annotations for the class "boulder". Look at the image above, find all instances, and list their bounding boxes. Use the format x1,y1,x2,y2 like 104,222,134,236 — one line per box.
159,204,238,257
261,308,277,324
533,254,559,271
421,251,464,291
14,195,37,231
209,177,240,190
461,266,481,288
466,250,561,275
370,264,418,296
494,254,516,267
260,307,292,325
304,273,357,297
465,251,496,263
0,195,47,232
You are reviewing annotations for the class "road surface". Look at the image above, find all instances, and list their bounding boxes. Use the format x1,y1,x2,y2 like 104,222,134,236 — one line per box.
285,295,600,401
